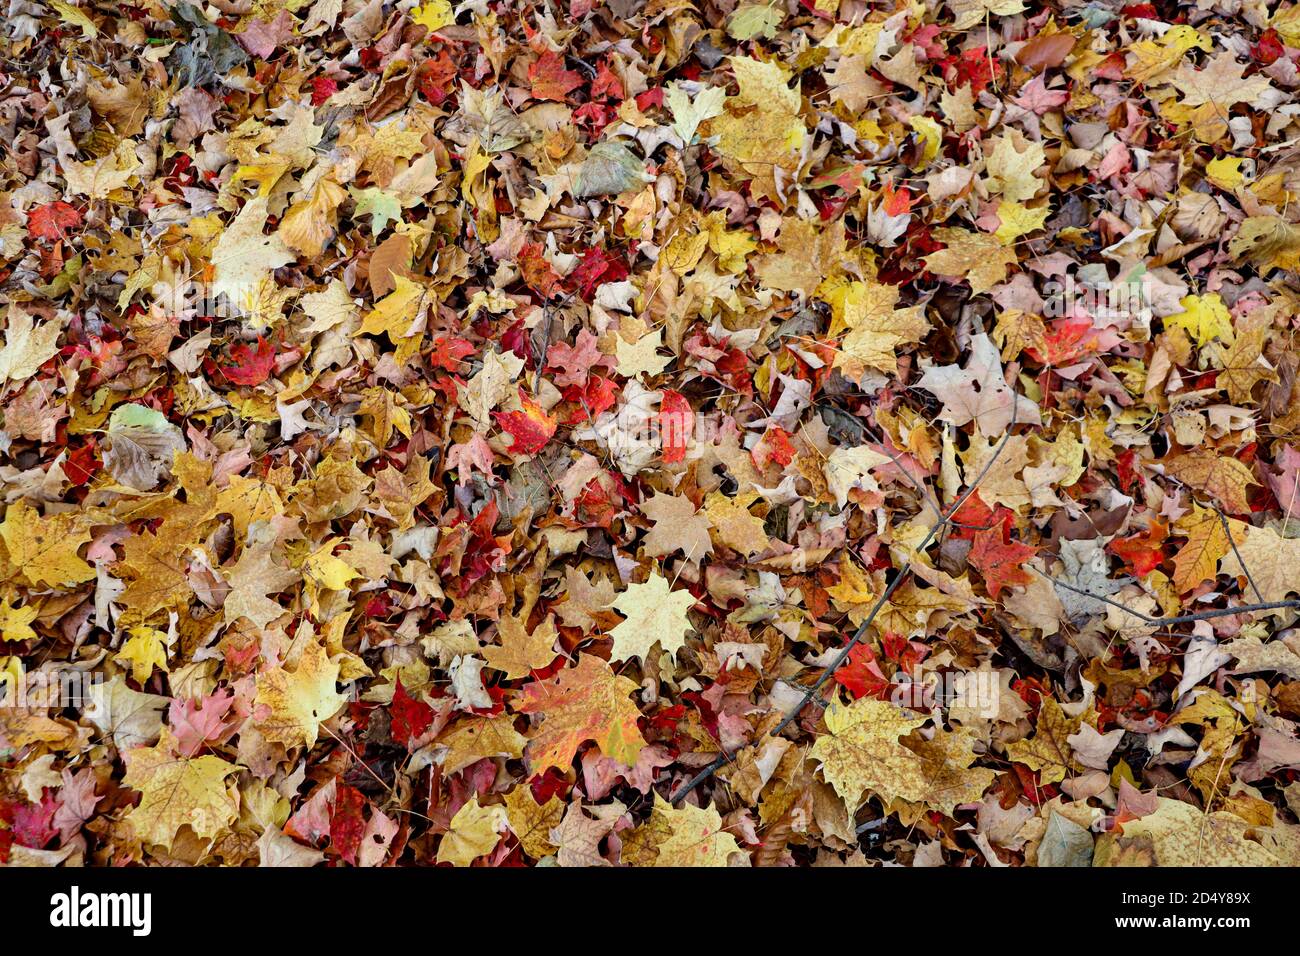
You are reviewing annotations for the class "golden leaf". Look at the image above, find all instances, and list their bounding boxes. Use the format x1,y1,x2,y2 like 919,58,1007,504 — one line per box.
502,787,564,860
1095,797,1279,867
608,571,696,663
122,728,241,851
515,653,646,772
0,500,94,589
1164,449,1257,515
1005,698,1078,785
437,797,507,866
482,614,558,679
810,698,930,809
254,641,348,750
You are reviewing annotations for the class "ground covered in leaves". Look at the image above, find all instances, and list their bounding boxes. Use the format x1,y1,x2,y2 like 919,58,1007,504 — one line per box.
3,0,1300,868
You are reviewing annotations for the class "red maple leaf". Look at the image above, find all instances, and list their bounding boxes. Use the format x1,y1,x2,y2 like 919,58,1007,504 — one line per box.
968,527,1036,598
1108,519,1169,577
833,643,891,700
881,632,929,673
529,51,584,102
569,246,628,301
946,491,1012,541
390,678,435,748
417,50,458,105
429,334,476,372
494,390,558,455
310,76,339,105
27,201,82,241
64,441,101,486
518,242,562,297
221,336,276,386
329,784,367,866
752,426,796,470
12,791,58,850
659,389,694,463
591,59,624,100
881,183,916,217
561,374,618,423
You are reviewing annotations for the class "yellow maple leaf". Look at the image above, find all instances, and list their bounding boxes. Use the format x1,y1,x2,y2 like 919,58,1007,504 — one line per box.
1005,697,1078,785
991,308,1047,361
214,474,284,541
615,325,672,380
904,726,997,817
810,698,930,809
303,541,359,591
983,131,1046,203
355,276,429,359
709,56,806,169
924,228,1018,295
437,796,507,866
122,728,241,851
826,559,877,624
482,614,558,679
1205,156,1246,191
116,626,169,685
1095,797,1280,866
1175,689,1242,801
1171,506,1238,593
1218,311,1278,403
515,653,646,772
1125,24,1210,85
0,594,37,643
608,572,696,663
49,0,99,37
255,641,347,749
876,579,974,638
1166,293,1233,347
1218,522,1300,606
703,490,770,556
0,305,63,388
994,200,1050,245
438,714,529,775
62,140,139,199
831,281,929,376
411,0,454,33
1164,448,1257,515
502,787,564,860
639,795,747,867
0,500,94,589
278,177,348,258
211,196,296,315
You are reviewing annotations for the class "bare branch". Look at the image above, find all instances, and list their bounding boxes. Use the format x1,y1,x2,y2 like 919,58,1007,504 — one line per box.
1036,568,1300,626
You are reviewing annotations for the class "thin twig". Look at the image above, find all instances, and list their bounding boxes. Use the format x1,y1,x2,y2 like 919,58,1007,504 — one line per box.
1037,569,1300,625
1214,504,1264,605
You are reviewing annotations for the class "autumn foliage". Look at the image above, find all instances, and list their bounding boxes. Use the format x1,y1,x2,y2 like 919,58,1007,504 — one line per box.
5,0,1300,870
